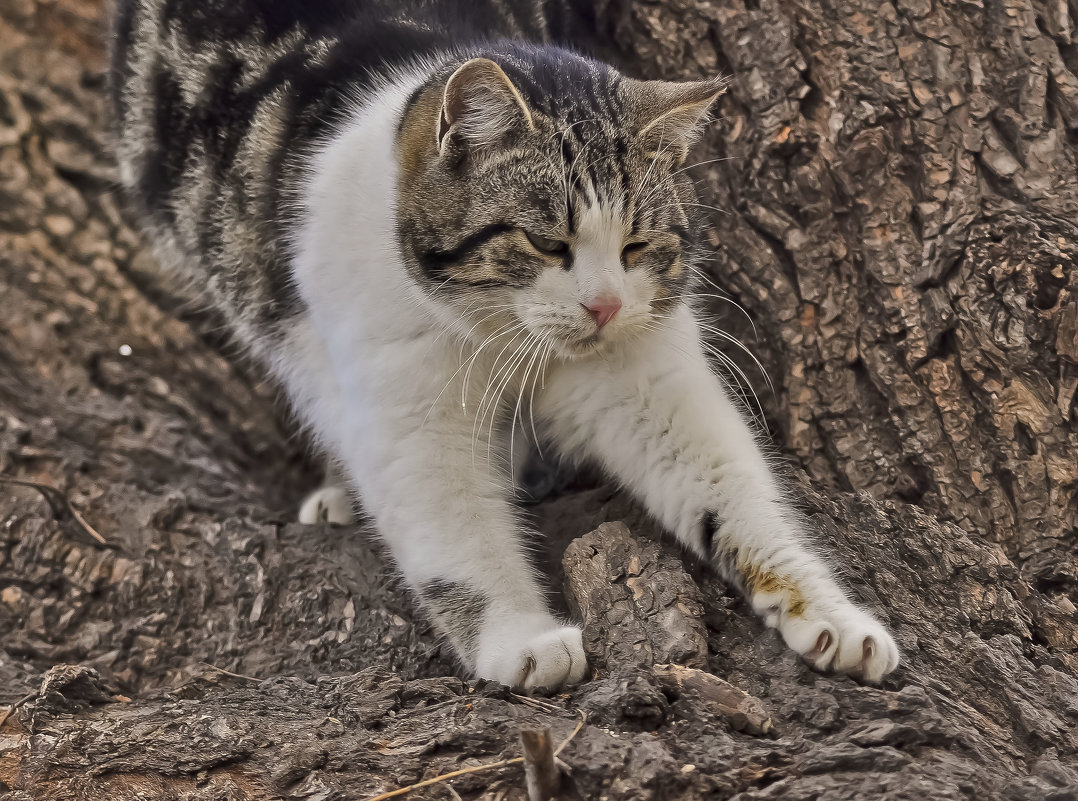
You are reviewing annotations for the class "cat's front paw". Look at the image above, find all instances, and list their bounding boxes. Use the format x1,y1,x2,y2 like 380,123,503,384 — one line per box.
298,485,354,524
768,601,899,683
475,618,588,692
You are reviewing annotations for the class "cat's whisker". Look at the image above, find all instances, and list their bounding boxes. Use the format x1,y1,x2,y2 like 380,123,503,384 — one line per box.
551,115,599,211
550,116,598,141
476,331,538,467
698,340,767,424
668,154,741,178
682,289,759,338
460,322,525,410
639,319,766,425
507,334,549,482
525,338,554,459
453,304,525,352
458,314,520,363
470,326,532,443
646,309,772,418
693,321,775,394
637,323,707,368
424,321,522,425
648,200,731,217
682,265,735,299
429,298,505,350
566,133,589,203
464,322,526,403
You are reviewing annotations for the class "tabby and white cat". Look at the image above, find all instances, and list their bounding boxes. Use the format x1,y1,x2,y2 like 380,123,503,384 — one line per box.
110,0,899,689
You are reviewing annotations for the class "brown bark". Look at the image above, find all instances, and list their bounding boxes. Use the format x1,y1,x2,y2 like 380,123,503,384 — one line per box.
604,0,1078,570
1,1,1077,800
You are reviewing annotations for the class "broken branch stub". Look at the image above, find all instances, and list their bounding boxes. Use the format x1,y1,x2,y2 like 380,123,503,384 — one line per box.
520,728,560,801
562,521,709,673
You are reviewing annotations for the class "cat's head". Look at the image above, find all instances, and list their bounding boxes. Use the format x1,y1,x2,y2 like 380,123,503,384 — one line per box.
396,45,725,358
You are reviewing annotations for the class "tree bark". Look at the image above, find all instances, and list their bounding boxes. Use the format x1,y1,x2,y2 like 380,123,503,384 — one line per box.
1,1,1076,799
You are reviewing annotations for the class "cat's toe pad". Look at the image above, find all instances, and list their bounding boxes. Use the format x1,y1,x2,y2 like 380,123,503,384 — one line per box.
298,486,354,525
778,606,899,683
476,623,588,692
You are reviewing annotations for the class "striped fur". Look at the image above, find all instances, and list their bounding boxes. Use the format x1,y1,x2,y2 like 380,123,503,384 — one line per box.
110,0,599,346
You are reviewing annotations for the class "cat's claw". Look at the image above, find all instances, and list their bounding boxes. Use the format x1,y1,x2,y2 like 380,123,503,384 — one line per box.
476,622,588,692
298,485,355,525
776,604,899,683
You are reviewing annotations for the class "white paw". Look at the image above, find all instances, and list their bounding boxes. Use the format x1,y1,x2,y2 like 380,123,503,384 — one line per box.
297,486,354,525
772,602,900,683
475,617,588,692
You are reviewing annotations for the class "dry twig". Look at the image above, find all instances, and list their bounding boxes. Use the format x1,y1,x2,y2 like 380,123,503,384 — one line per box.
511,692,562,714
199,662,262,682
0,691,38,730
553,711,585,757
363,756,527,801
0,474,113,548
362,709,587,801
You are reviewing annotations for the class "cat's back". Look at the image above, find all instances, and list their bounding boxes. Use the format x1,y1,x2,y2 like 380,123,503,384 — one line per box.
109,0,455,235
109,0,586,342
109,0,572,198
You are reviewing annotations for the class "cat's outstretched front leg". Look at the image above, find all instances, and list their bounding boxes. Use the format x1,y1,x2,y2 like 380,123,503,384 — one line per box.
539,305,899,682
334,406,586,691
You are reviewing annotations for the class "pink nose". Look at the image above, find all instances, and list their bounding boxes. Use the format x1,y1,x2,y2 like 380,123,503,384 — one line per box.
583,297,622,329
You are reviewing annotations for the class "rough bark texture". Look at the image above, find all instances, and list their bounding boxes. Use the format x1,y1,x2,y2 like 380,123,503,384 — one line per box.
563,522,709,673
1,1,1077,799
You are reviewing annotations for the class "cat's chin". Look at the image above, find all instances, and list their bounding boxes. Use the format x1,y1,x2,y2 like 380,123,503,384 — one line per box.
556,335,604,360
557,325,650,360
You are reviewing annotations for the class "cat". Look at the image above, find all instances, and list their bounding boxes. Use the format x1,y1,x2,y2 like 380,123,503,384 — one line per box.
110,0,899,690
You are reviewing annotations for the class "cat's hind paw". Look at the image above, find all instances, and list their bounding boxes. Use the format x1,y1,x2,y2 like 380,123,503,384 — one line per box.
298,485,354,525
777,604,900,683
476,620,588,692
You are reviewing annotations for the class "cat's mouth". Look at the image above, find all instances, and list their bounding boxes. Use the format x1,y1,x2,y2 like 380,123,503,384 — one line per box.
560,331,607,358
519,318,628,359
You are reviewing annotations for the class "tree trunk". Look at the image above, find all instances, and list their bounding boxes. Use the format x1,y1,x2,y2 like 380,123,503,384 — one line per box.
0,1,1076,799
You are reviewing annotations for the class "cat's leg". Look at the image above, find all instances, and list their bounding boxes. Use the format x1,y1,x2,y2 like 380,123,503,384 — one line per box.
274,321,584,690
298,460,355,525
337,405,586,691
538,305,899,682
273,312,586,689
267,323,356,526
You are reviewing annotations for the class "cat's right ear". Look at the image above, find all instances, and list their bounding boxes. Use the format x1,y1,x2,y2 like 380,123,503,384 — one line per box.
437,58,535,155
627,76,728,164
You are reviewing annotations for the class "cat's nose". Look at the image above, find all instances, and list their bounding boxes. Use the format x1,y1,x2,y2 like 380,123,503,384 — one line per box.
582,297,622,329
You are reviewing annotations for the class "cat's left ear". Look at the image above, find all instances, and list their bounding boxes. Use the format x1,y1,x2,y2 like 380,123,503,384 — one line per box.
627,76,728,163
437,58,535,155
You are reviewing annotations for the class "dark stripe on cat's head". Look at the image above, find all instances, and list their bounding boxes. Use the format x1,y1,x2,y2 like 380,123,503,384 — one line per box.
415,223,517,285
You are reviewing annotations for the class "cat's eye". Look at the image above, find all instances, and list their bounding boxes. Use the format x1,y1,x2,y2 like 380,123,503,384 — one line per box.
622,241,648,260
524,231,569,255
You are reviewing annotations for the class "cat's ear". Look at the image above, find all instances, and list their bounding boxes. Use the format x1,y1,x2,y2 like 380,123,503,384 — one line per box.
628,76,728,163
437,58,535,154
